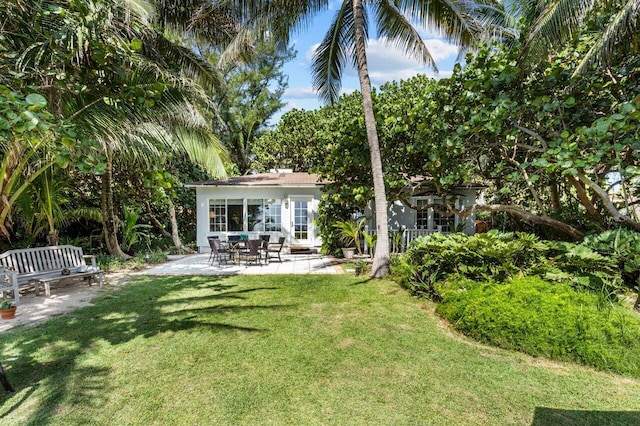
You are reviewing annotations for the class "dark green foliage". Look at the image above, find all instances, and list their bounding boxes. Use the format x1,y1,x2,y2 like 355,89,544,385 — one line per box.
393,231,623,301
582,228,640,289
542,242,621,300
435,276,640,377
316,193,361,256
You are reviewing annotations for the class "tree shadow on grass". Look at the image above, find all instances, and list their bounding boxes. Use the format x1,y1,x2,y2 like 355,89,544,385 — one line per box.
348,277,375,286
0,275,285,424
532,407,640,426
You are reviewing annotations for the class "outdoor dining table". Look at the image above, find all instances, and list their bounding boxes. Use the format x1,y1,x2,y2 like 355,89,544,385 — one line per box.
222,240,267,265
221,241,245,264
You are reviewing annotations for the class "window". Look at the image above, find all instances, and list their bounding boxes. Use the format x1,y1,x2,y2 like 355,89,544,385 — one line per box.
293,200,308,239
209,198,282,232
247,199,264,231
209,200,226,232
248,199,282,232
264,199,281,231
416,199,428,229
227,199,243,231
432,201,450,232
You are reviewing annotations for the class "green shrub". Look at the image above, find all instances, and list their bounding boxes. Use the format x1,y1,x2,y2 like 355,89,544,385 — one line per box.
543,242,622,301
396,231,622,301
405,231,549,284
435,276,640,377
96,250,168,272
582,228,640,289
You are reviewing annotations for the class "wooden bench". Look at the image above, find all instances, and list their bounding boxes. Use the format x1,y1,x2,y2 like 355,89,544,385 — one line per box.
0,245,104,304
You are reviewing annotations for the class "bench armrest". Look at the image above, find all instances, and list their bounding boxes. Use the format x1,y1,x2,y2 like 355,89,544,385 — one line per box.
83,255,97,268
0,266,17,280
0,267,19,305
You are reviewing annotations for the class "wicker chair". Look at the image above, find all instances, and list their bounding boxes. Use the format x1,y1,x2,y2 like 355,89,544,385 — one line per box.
266,237,286,263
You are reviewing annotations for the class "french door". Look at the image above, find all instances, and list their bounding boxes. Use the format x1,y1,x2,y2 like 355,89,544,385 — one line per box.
290,198,312,245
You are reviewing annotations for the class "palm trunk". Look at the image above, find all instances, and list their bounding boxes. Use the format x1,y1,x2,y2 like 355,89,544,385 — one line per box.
101,150,131,259
352,0,390,277
47,231,59,246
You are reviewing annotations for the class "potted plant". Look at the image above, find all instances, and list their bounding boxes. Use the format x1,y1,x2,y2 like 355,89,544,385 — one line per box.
333,218,366,259
0,300,17,320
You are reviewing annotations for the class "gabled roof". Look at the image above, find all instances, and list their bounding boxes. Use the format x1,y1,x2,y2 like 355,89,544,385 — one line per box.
186,172,327,187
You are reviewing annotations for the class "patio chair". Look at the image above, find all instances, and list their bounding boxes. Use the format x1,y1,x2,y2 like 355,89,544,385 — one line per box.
260,239,270,264
208,237,230,265
239,239,262,266
266,237,286,263
259,234,271,243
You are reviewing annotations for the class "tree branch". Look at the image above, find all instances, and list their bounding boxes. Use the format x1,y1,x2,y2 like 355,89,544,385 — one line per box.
567,175,600,216
577,173,640,232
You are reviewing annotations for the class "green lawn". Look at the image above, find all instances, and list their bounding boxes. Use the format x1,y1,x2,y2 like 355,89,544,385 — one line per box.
1,275,640,425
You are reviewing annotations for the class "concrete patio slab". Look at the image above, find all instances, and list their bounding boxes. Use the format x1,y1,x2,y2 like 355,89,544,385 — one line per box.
139,253,342,276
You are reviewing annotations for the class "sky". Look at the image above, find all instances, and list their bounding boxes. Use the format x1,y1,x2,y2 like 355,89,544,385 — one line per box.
273,2,463,123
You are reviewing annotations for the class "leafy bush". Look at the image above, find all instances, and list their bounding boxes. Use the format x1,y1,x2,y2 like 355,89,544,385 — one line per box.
543,242,621,300
139,250,169,264
405,231,549,283
582,228,640,289
435,276,640,377
393,231,623,301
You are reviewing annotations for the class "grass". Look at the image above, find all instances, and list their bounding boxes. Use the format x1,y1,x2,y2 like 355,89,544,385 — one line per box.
1,274,639,425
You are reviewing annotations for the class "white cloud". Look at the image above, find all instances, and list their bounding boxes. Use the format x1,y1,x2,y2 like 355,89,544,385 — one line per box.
282,86,358,104
304,37,458,86
306,43,320,63
284,87,318,99
424,39,460,62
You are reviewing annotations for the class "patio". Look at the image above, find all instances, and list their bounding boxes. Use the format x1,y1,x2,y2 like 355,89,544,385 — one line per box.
141,253,342,276
0,253,342,332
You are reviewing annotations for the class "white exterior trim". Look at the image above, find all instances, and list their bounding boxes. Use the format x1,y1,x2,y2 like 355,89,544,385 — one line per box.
193,185,323,253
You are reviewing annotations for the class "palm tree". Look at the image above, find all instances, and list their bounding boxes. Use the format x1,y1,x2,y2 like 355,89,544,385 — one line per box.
517,0,640,75
3,0,230,258
226,0,506,276
0,90,58,243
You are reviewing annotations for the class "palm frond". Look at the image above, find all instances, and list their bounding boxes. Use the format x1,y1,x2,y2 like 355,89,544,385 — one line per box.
186,1,241,47
402,0,481,46
65,206,104,224
312,1,356,105
520,0,595,62
217,25,261,69
573,0,640,75
374,0,437,70
146,33,225,94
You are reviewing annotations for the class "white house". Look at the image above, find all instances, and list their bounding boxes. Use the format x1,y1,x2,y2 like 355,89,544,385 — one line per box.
187,170,326,253
374,186,481,245
188,170,482,253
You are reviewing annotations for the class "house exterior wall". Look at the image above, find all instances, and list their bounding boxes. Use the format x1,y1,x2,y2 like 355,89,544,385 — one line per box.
194,185,323,253
366,189,479,235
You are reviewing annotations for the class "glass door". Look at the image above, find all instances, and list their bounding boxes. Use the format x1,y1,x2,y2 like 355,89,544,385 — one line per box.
291,198,312,245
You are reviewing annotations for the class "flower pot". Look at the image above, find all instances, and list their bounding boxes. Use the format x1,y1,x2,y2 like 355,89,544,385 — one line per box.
341,247,355,259
0,306,17,320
